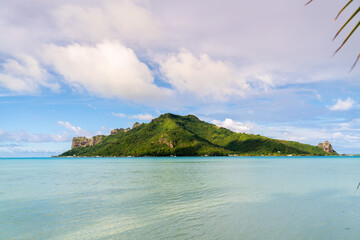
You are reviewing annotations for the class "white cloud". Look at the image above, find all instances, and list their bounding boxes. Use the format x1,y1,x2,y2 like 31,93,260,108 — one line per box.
0,0,358,88
0,54,59,94
212,118,256,134
158,49,279,101
333,118,360,131
129,114,154,121
43,41,172,102
57,121,92,137
112,112,154,121
0,142,70,157
0,0,357,103
264,126,331,142
0,129,71,143
158,49,254,101
329,97,354,111
332,132,343,139
112,112,127,118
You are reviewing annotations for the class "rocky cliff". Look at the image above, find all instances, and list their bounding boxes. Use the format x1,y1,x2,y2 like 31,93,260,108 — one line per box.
132,122,141,129
71,135,106,149
71,123,141,149
318,141,334,153
111,128,130,135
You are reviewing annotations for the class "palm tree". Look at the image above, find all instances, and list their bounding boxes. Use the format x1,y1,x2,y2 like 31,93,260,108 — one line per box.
306,0,359,70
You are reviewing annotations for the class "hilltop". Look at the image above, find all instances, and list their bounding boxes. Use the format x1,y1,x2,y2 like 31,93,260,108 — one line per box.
60,113,335,157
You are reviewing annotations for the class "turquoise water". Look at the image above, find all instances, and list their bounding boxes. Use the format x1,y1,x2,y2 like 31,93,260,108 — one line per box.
1,157,360,240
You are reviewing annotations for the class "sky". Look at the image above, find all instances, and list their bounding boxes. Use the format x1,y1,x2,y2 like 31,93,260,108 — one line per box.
0,0,359,157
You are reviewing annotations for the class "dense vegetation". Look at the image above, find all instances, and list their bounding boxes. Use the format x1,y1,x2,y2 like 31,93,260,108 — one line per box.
60,113,335,157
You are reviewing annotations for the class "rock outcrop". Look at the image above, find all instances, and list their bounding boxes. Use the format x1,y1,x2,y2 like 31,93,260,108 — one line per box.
111,128,130,135
72,125,139,149
132,122,141,129
318,141,334,153
111,128,123,135
71,135,105,149
71,137,91,149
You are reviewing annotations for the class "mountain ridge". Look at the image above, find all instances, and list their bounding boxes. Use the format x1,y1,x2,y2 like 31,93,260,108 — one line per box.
60,113,336,157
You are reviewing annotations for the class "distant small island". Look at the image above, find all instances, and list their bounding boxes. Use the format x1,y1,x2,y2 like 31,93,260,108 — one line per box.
60,113,337,157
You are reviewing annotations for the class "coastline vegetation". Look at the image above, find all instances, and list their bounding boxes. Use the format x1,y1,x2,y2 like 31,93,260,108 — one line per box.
60,113,335,157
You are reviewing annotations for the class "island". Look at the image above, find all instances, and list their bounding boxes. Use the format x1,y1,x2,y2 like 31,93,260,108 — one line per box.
60,113,337,157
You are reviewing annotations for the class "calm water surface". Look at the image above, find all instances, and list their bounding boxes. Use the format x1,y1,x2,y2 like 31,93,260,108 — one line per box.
1,156,360,239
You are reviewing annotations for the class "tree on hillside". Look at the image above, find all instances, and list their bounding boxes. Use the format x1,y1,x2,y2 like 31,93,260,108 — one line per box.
306,0,359,70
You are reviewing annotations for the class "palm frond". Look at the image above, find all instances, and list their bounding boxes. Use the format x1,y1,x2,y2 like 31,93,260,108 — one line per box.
333,7,359,40
335,0,353,20
305,0,313,6
334,20,360,55
351,53,360,71
306,0,359,70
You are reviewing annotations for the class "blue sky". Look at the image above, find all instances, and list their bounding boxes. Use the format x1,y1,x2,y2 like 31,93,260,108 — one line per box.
0,0,359,156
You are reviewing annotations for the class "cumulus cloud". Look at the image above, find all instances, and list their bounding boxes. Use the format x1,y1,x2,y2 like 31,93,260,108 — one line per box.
57,121,92,137
0,0,357,103
0,54,59,94
0,1,170,103
43,41,172,102
157,49,279,101
212,118,257,134
158,49,249,101
329,97,354,111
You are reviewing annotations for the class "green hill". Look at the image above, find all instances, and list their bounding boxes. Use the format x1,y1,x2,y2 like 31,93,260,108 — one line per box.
60,113,335,157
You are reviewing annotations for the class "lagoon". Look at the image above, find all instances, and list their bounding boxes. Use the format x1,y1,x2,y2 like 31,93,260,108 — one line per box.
1,156,360,239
